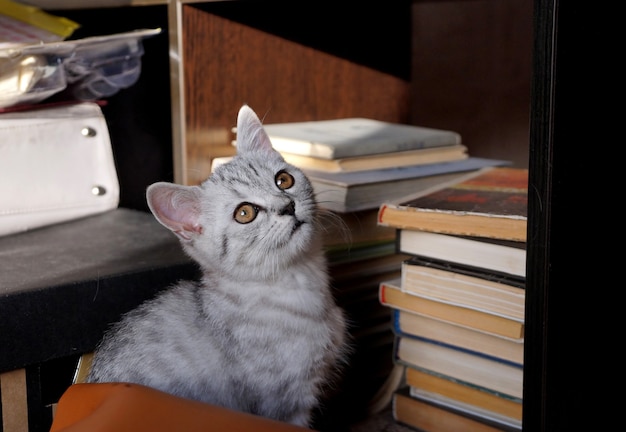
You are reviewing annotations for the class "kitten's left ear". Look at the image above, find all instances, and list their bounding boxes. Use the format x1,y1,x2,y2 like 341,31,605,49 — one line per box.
236,105,275,153
147,182,203,241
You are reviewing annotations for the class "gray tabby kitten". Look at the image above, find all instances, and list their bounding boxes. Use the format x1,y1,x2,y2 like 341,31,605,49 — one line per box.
87,105,349,428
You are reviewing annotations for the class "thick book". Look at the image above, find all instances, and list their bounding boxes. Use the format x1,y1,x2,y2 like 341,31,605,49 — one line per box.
398,229,526,277
401,257,525,322
405,367,523,423
305,157,510,213
393,387,520,432
261,117,462,159
393,309,524,365
395,335,524,399
408,386,522,431
378,166,528,241
379,279,524,340
280,144,468,173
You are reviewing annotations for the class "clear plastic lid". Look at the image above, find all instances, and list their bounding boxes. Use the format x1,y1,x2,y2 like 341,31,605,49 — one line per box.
0,28,161,109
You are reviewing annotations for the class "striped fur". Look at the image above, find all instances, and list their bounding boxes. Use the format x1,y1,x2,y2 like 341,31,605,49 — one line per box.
87,106,349,427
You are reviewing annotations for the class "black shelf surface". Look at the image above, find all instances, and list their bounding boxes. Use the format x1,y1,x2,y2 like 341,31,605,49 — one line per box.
0,208,200,372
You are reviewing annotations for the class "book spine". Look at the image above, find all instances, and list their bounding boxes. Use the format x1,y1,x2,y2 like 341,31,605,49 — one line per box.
405,365,522,402
405,367,523,420
393,389,521,432
393,330,523,368
394,333,523,368
379,282,524,340
393,336,523,399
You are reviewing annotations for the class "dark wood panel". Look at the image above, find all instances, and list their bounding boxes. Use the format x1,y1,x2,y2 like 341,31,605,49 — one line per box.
410,0,533,168
192,0,412,80
182,6,410,184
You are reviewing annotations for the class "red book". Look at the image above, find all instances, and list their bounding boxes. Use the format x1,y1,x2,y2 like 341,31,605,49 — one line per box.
378,167,528,242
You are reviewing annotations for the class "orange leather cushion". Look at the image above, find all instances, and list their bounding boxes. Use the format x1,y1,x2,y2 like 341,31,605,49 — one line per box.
50,383,312,432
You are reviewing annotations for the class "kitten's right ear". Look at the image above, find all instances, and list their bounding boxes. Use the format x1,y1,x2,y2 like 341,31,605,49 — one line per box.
146,182,203,241
236,104,275,154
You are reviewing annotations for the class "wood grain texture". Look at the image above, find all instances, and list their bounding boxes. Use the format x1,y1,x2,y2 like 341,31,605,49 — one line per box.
182,5,410,184
410,0,532,168
1,369,28,432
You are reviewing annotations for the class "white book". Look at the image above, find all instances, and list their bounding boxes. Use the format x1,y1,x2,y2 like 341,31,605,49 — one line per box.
396,336,524,399
400,258,525,321
262,117,461,159
305,157,509,213
394,310,524,365
398,230,526,278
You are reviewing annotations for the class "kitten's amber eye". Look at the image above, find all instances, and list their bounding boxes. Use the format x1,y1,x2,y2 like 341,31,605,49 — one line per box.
275,170,294,190
234,203,259,224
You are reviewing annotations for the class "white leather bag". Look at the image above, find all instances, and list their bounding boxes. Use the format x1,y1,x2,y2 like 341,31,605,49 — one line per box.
0,102,119,236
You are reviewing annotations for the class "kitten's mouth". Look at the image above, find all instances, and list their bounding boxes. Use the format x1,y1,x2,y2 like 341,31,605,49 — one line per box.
292,219,304,232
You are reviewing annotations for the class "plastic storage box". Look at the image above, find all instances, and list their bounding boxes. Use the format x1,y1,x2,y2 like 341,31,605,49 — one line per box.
0,28,160,109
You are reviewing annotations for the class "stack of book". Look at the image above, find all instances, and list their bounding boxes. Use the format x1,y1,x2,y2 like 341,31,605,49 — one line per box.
215,117,511,262
261,117,509,214
377,167,528,432
213,119,511,425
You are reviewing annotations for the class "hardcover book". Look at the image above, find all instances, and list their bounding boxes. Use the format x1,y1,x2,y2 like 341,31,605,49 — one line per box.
397,229,526,277
279,144,468,173
378,167,528,241
305,157,510,213
393,310,524,364
395,335,524,399
405,367,523,423
401,257,525,322
393,386,521,432
379,279,524,340
261,117,462,159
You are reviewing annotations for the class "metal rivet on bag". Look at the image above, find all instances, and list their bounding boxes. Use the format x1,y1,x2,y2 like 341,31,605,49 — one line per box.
92,186,107,196
82,127,97,137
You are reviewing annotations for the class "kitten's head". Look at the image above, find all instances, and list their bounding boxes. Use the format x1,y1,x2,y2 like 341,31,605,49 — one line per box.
146,105,321,279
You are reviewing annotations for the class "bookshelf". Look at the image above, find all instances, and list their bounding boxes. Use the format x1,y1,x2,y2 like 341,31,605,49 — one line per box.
4,0,612,430
175,1,531,185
